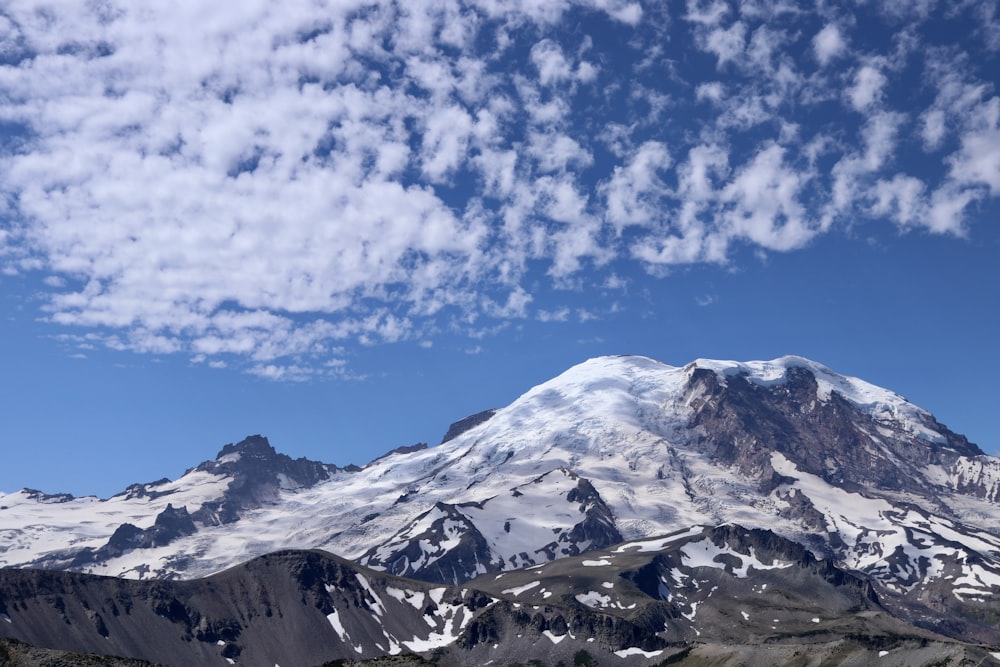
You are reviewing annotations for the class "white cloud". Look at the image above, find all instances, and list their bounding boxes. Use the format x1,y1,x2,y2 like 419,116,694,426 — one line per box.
813,24,846,66
720,144,814,252
0,0,997,376
695,81,725,103
420,104,475,182
530,39,598,86
537,307,570,322
704,21,747,68
848,65,887,111
601,141,672,232
684,0,730,26
870,174,926,226
947,97,1000,195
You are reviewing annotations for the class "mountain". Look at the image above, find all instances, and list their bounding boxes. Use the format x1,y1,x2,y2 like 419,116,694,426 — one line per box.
1,355,999,654
2,526,997,667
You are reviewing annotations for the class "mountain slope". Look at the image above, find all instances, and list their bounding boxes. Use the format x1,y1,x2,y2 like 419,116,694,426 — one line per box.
2,527,996,667
0,549,493,667
1,355,999,643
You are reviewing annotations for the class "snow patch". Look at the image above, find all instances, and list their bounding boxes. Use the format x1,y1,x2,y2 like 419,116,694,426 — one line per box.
326,609,349,643
614,647,663,658
583,559,612,566
680,538,793,578
612,527,703,553
542,630,566,644
575,591,611,608
502,580,541,596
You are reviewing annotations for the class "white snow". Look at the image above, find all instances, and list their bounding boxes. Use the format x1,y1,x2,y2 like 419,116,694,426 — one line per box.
680,538,792,578
575,591,611,608
614,647,664,658
612,527,704,553
582,559,612,566
542,630,566,644
385,586,425,610
355,573,387,616
501,581,541,596
326,609,349,642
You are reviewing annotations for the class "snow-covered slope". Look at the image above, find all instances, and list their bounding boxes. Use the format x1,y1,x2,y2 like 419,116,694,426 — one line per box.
1,355,998,614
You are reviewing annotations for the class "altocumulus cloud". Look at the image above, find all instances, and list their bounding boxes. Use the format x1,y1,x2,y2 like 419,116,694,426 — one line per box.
0,0,997,377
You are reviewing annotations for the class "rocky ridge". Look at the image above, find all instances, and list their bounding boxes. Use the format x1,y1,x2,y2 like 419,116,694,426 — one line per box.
2,525,997,666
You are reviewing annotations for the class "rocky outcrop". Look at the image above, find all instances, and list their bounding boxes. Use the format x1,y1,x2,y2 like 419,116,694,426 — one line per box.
359,502,500,584
684,366,983,491
69,505,198,567
440,410,497,444
188,435,356,526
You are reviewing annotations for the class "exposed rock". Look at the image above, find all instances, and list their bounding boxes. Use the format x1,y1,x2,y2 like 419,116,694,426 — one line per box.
684,366,983,493
359,502,500,584
440,410,497,444
189,435,356,527
365,443,429,467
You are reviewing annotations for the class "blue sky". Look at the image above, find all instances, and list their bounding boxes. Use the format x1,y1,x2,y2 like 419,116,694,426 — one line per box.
1,0,998,497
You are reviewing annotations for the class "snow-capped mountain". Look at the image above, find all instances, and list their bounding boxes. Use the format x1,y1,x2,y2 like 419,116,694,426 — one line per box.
2,355,999,633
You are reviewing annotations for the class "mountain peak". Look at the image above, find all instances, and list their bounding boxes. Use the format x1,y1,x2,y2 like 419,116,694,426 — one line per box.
215,434,276,462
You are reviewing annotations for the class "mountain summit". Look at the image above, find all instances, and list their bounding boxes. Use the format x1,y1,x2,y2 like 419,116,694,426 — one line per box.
1,355,998,633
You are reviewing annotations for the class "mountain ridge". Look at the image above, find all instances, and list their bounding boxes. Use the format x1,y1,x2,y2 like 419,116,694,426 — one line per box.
1,353,998,656
3,524,997,666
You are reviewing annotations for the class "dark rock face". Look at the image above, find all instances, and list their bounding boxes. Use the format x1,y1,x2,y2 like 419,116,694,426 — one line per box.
70,505,198,567
113,478,172,501
440,410,497,444
564,477,622,550
0,550,485,667
188,435,354,526
534,473,623,562
364,443,429,467
360,470,622,584
359,502,500,584
683,367,983,492
21,489,75,504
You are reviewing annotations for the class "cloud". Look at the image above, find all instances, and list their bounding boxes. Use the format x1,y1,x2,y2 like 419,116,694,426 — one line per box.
813,24,846,66
601,141,672,232
947,97,1000,195
848,65,887,111
0,0,997,376
530,39,598,86
704,21,747,68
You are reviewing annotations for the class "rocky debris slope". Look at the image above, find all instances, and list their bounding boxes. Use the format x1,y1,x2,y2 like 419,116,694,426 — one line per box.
2,526,997,666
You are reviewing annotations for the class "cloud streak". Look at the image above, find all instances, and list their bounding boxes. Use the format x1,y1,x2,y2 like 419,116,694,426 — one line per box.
0,0,997,375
